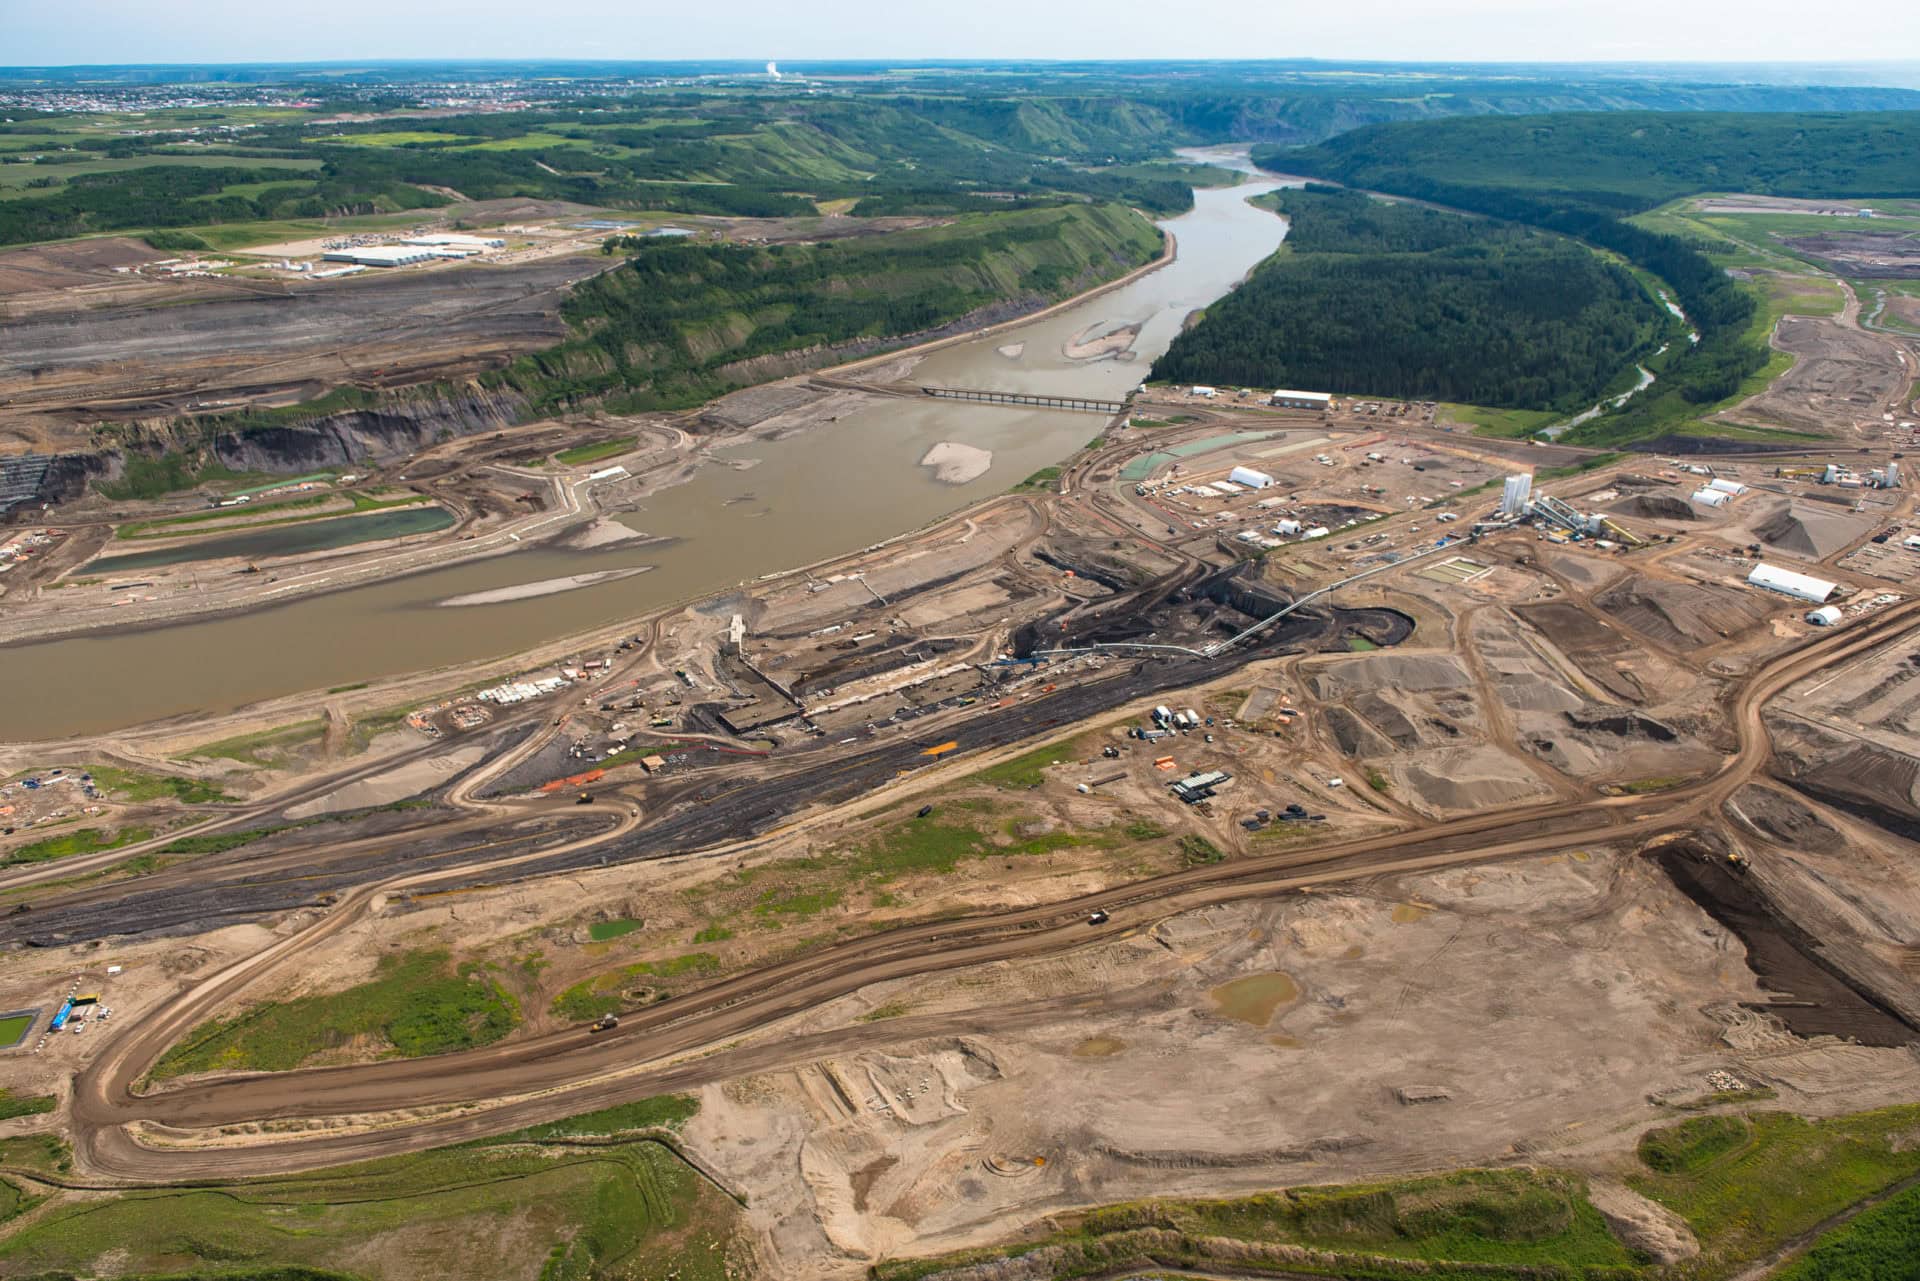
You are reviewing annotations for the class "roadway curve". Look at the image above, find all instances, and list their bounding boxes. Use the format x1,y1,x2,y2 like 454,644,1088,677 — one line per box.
59,598,1920,1182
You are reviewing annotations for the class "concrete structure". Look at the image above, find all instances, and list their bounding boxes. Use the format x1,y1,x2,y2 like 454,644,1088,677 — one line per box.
1271,389,1333,410
1690,487,1732,509
1807,605,1844,626
1228,465,1275,490
322,246,432,268
1498,473,1533,519
1749,563,1839,604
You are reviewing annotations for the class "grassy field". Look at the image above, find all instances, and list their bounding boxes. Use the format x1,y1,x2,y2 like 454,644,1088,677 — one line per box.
1440,402,1561,439
180,718,328,768
970,733,1091,789
152,949,520,1077
2,825,153,868
0,1096,739,1281
876,1167,1632,1281
555,435,639,466
588,917,644,942
552,952,722,1021
115,490,436,542
85,762,233,804
0,1089,54,1122
0,1015,37,1048
1776,1177,1920,1281
1630,1106,1920,1277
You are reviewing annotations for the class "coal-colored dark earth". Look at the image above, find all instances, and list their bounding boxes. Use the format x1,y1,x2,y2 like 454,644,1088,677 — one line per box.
2,597,1410,947
1653,839,1918,1046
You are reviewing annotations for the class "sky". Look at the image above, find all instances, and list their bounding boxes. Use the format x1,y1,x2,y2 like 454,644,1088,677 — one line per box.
5,0,1920,68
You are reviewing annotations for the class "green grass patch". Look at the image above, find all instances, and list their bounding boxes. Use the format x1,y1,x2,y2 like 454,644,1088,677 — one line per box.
156,826,284,856
1366,767,1392,793
1177,834,1224,867
1015,465,1063,491
754,886,843,918
550,952,722,1021
588,918,644,942
1637,1114,1750,1174
878,1167,1632,1281
0,1108,738,1281
554,435,638,465
1777,1176,1920,1281
85,763,233,804
1630,1106,1920,1276
0,1016,36,1048
152,949,519,1078
486,1093,700,1146
180,719,326,768
3,825,152,868
1441,402,1562,439
0,1133,71,1177
972,734,1085,789
0,1090,55,1123
1348,635,1379,651
691,923,733,944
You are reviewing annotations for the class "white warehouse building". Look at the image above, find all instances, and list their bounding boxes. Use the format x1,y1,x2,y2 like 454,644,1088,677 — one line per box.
1228,465,1275,490
322,246,432,268
402,233,506,249
1707,477,1748,495
1271,389,1332,411
1748,563,1839,604
1690,487,1732,509
1806,605,1844,627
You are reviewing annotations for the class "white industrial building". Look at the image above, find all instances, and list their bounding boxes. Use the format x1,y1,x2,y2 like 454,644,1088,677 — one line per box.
1690,487,1732,509
1498,473,1533,519
1748,563,1839,604
1271,389,1332,411
322,246,432,268
1707,477,1748,495
402,233,506,249
1228,465,1275,489
1806,605,1844,626
1273,518,1303,536
1189,385,1219,398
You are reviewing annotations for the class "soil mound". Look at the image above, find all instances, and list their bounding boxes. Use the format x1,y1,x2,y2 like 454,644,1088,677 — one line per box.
1753,500,1869,560
1608,493,1696,521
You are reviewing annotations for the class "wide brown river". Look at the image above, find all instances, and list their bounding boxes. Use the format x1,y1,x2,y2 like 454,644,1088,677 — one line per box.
3,160,1287,740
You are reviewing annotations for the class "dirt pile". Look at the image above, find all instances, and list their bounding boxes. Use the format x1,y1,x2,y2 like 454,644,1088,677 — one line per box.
1607,493,1696,522
1753,500,1869,560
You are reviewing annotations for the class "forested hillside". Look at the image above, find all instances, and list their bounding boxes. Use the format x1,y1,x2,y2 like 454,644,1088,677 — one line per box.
1151,189,1663,410
491,203,1162,412
1256,112,1920,444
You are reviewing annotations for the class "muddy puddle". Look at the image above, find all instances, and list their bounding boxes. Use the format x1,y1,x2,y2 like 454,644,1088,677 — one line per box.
1653,841,1917,1046
1073,1035,1128,1057
1210,972,1301,1026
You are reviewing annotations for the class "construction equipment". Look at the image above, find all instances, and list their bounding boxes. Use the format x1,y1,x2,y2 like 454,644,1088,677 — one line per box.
589,1014,620,1032
576,791,594,805
1087,909,1110,926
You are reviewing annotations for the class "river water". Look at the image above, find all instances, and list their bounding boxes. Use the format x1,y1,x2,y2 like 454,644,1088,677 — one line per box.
2,166,1287,740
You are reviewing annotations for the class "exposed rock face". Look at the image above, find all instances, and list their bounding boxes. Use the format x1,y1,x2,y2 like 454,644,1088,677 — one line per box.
208,386,528,472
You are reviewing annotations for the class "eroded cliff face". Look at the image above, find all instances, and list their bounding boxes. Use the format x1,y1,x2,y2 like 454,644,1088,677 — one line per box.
208,386,528,472
17,384,528,510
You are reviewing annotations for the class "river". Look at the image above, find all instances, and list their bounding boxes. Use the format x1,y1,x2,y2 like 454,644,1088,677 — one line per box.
1,163,1288,740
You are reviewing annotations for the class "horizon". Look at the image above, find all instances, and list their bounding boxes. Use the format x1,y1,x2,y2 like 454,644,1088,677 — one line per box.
9,0,1920,71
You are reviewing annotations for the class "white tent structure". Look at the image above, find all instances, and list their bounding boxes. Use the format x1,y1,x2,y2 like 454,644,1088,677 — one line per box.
1748,563,1839,603
1690,487,1732,509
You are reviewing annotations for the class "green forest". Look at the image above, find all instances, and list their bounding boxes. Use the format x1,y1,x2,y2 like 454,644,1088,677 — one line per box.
488,203,1162,413
1256,112,1920,443
1151,188,1664,409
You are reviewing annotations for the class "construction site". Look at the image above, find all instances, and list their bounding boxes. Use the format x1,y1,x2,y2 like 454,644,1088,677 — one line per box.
4,157,1920,1281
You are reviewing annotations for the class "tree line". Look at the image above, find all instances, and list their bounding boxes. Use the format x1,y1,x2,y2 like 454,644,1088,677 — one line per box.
1152,188,1664,411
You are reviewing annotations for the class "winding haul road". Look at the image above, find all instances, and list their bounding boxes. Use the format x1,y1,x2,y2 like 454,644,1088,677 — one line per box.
47,595,1920,1183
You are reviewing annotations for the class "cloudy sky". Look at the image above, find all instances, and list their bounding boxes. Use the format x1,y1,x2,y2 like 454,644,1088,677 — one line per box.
7,0,1920,67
